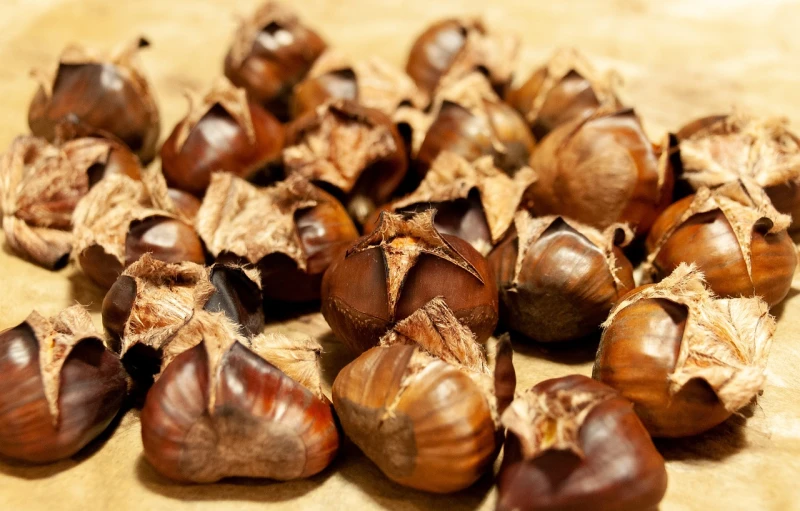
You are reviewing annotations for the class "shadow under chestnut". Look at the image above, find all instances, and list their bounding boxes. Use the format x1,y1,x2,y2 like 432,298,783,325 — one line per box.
505,329,601,366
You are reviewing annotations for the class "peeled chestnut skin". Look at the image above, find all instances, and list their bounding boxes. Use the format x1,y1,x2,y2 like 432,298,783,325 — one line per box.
141,342,338,483
321,233,498,354
489,220,635,342
406,19,467,96
647,196,797,307
332,344,499,493
224,21,327,121
0,324,127,463
260,190,359,303
290,69,358,119
497,376,668,511
81,216,205,290
29,63,159,164
160,103,284,196
593,297,731,437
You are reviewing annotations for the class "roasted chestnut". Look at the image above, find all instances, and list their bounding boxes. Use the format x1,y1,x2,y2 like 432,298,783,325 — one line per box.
0,306,128,463
594,264,774,437
332,298,514,493
28,37,160,163
497,375,667,511
196,172,359,302
321,209,498,354
224,1,326,120
489,212,635,343
645,181,797,307
160,79,284,196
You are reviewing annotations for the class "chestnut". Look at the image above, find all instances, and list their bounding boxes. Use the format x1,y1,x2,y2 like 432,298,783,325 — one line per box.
0,306,128,463
102,254,264,389
365,152,536,255
644,181,797,307
593,264,774,437
407,73,535,177
489,212,635,343
676,111,800,227
224,1,326,121
322,209,498,354
0,132,144,269
72,174,205,289
28,37,160,164
497,375,667,511
332,298,515,493
291,49,427,119
141,326,339,483
196,173,359,302
507,48,622,140
160,79,285,196
283,99,407,224
529,109,674,235
406,17,519,98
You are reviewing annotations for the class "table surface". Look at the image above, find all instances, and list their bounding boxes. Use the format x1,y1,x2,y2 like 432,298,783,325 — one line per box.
1,1,800,510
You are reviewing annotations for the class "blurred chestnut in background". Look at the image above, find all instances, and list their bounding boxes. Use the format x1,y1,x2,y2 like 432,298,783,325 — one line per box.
594,264,774,437
0,306,127,463
365,152,535,255
497,375,667,511
528,109,674,235
141,328,338,483
321,209,498,354
196,173,358,302
406,73,535,178
507,48,622,140
489,212,635,343
645,182,797,307
160,79,284,197
406,17,518,98
102,255,263,390
224,1,326,121
333,298,514,493
283,100,407,225
72,175,205,289
28,37,160,164
291,49,427,119
676,111,800,228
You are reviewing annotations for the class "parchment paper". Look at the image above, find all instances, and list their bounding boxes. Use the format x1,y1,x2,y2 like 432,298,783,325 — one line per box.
0,1,799,510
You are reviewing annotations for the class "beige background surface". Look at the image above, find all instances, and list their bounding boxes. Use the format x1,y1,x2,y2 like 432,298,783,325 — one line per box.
1,0,800,510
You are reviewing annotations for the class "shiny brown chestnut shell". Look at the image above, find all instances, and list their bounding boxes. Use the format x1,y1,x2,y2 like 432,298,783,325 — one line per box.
529,109,674,235
28,39,160,164
593,265,774,437
496,375,668,511
321,211,499,354
0,310,127,463
223,2,327,121
646,193,797,307
141,340,339,483
489,215,635,342
160,101,284,196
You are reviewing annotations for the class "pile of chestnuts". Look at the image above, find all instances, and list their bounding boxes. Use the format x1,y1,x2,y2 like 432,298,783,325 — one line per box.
0,2,796,510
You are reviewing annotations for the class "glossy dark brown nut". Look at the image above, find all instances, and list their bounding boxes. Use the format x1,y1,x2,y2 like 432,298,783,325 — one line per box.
321,210,498,354
161,98,284,197
489,214,635,342
645,184,797,307
497,375,668,511
141,336,339,483
593,265,774,437
405,18,517,97
223,1,327,120
506,49,622,140
28,38,160,164
332,300,513,493
529,109,674,235
291,69,357,118
205,265,265,337
0,307,127,463
166,188,202,221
